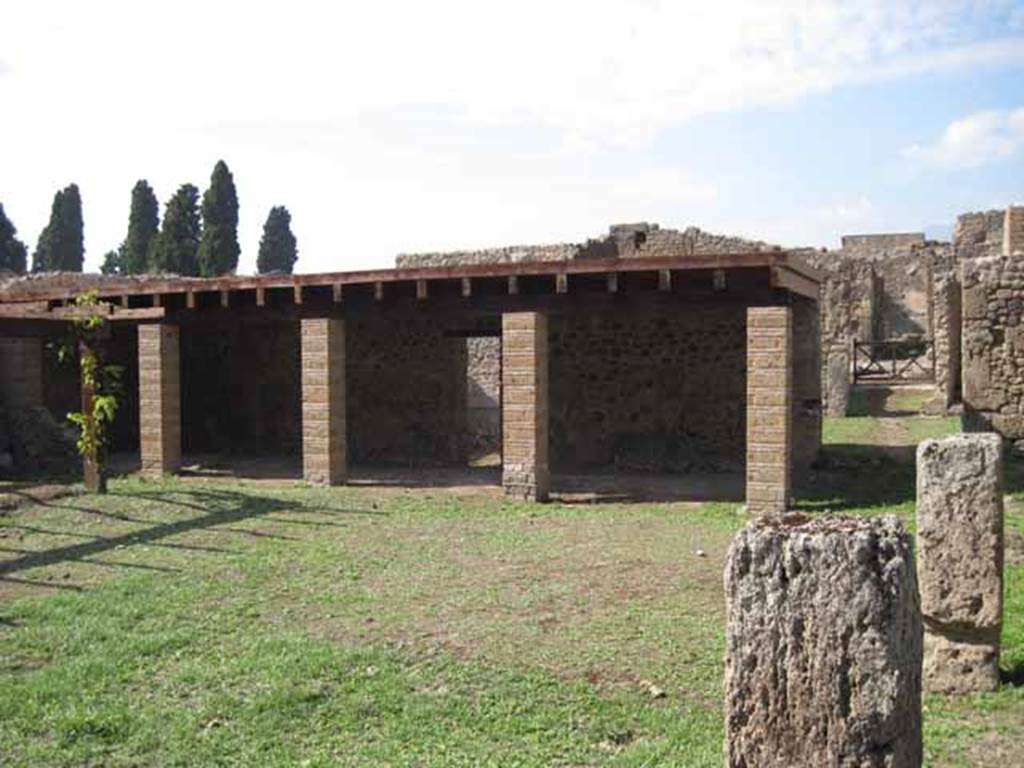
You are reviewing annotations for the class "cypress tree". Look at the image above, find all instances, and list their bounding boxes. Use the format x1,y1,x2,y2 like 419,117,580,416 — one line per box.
0,203,28,274
149,184,201,275
197,160,239,276
256,206,298,274
32,184,84,272
121,180,159,274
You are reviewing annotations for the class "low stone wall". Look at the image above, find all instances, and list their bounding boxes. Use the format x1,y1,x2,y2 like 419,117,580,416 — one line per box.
962,255,1024,445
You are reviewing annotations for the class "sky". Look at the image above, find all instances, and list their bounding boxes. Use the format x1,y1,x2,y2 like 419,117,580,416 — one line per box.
1,0,1023,274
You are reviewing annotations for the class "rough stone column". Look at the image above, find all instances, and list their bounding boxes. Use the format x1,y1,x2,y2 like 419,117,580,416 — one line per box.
502,312,549,502
917,433,1004,694
138,324,181,476
824,347,851,417
1003,205,1023,256
0,337,43,408
746,306,792,515
725,515,922,767
301,317,346,485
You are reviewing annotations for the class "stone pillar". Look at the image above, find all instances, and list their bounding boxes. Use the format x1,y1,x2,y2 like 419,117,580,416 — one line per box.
916,433,1004,694
1003,205,1024,256
301,317,346,485
725,515,922,767
0,337,43,408
824,347,851,417
791,297,821,472
138,324,181,476
746,306,792,515
502,312,549,502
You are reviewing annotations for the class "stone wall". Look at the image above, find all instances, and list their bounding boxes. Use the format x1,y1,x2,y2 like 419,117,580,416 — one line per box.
347,312,466,465
792,296,823,470
954,209,1005,260
396,222,777,268
1006,206,1024,256
962,255,1024,446
465,336,501,459
548,305,748,473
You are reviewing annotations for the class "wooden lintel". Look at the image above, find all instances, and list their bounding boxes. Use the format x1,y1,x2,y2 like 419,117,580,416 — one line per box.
0,305,166,322
607,273,618,293
508,275,518,295
416,280,428,300
770,266,819,301
658,270,672,291
556,274,568,294
461,277,472,298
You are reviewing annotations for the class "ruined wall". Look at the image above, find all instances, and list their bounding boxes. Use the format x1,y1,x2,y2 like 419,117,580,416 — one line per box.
548,305,748,473
962,255,1024,446
954,210,1005,260
396,222,777,268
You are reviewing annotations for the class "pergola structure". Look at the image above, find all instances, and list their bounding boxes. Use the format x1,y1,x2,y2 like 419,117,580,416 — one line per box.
0,252,821,513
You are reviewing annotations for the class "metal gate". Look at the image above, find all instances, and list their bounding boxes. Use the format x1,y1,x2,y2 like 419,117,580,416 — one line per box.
853,338,934,383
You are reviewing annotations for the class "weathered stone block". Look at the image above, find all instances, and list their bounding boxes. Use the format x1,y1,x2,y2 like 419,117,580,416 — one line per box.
825,348,851,417
725,515,922,767
916,433,1003,694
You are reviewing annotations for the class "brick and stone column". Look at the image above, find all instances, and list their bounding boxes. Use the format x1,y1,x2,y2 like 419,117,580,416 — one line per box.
502,312,549,502
138,324,181,476
746,306,792,515
725,515,922,767
917,433,1004,694
301,317,346,485
0,337,43,408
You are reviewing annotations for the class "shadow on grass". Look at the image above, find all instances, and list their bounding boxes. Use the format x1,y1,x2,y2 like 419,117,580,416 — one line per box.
1001,661,1024,688
797,443,917,513
0,487,377,580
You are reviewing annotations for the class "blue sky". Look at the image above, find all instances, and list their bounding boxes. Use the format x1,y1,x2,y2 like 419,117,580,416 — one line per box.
1,1,1023,273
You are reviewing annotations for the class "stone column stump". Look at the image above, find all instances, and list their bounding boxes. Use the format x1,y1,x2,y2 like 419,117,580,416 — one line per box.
916,433,1004,694
725,515,922,767
825,346,851,417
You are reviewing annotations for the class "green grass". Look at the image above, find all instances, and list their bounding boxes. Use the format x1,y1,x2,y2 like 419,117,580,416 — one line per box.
0,393,1021,766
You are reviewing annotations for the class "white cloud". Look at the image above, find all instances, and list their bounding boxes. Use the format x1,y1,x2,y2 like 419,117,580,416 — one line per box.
0,1,1022,272
902,107,1024,169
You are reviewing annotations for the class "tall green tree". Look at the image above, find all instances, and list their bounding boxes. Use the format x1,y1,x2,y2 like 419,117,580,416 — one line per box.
32,184,84,272
197,160,239,276
256,206,298,274
99,250,122,275
0,203,28,274
121,180,159,274
149,184,201,275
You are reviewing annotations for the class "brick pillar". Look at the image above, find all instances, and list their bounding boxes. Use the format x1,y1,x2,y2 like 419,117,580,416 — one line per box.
502,312,549,502
301,317,346,485
138,324,181,476
746,306,792,515
0,337,43,408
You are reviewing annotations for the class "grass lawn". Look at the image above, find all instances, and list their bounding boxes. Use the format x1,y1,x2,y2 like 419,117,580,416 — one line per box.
1,387,1022,766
